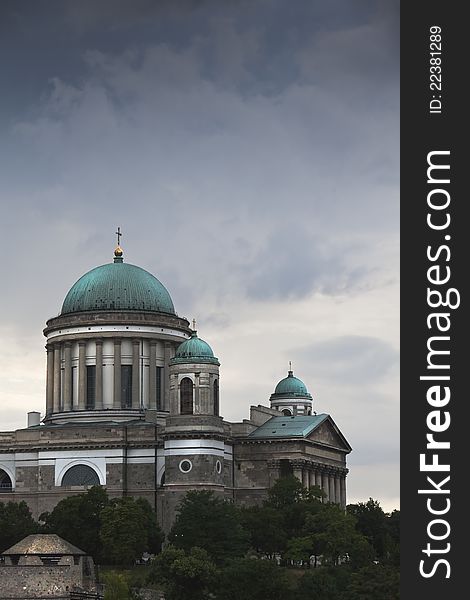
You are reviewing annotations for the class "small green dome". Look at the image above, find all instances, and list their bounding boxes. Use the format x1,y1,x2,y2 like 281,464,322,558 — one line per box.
171,331,220,365
272,371,312,399
61,260,175,315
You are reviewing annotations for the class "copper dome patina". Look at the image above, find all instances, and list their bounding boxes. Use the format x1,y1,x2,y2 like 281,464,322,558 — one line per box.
170,330,220,365
271,370,312,400
61,252,175,315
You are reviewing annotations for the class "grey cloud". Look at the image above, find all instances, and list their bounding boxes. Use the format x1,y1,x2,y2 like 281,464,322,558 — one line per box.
294,335,398,385
239,229,371,300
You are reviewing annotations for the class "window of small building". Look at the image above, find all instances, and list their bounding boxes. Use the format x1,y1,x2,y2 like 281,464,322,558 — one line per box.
180,378,193,414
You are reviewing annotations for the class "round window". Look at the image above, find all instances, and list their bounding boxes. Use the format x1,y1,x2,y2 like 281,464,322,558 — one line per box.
216,460,222,474
179,459,193,473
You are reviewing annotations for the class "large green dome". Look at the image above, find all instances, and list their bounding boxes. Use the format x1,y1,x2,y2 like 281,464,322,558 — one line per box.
272,371,312,399
171,331,220,365
61,259,175,315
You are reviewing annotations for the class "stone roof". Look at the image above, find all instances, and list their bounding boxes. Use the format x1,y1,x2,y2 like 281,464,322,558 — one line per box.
2,534,86,556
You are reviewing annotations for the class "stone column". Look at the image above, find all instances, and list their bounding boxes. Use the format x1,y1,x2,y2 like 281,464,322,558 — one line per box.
335,473,341,504
329,472,335,504
302,467,309,489
132,339,140,409
78,341,86,410
149,341,157,409
46,345,54,415
113,339,122,409
63,342,72,411
308,470,314,489
53,344,61,413
293,464,303,484
321,471,329,502
164,342,172,411
313,469,320,488
95,339,103,410
340,475,347,509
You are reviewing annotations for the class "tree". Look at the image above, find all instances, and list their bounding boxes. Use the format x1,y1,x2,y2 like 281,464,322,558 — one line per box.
240,505,288,558
296,566,351,600
148,545,217,600
345,564,399,600
40,485,109,560
265,476,323,543
134,497,164,554
102,571,131,600
168,491,249,564
100,496,161,565
307,503,373,567
216,557,293,600
0,501,38,552
347,498,391,560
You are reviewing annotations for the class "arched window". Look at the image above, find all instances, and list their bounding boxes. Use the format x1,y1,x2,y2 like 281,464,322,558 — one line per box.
61,464,100,487
0,469,12,492
282,408,292,416
180,378,193,414
214,379,219,416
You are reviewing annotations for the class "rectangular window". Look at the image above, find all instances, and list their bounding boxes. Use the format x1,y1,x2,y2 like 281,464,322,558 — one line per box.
121,365,133,408
156,366,163,410
86,366,96,410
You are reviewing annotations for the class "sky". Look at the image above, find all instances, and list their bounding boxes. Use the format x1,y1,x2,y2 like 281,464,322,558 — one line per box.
0,0,399,510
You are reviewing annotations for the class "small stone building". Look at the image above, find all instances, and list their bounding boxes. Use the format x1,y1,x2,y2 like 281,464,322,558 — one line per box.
0,244,351,531
0,534,97,598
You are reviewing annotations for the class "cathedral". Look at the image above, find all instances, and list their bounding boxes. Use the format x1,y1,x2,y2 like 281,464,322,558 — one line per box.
0,242,351,530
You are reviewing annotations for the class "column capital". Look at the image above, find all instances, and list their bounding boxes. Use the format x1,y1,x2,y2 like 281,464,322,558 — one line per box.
95,338,103,346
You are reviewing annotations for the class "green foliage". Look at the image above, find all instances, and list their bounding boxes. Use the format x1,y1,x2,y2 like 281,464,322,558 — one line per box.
0,501,38,552
40,485,109,560
267,475,313,508
296,566,351,600
240,505,288,557
305,503,373,567
168,491,249,564
134,497,165,554
216,558,292,600
148,545,217,600
100,496,164,566
347,499,400,564
345,564,400,600
102,571,131,600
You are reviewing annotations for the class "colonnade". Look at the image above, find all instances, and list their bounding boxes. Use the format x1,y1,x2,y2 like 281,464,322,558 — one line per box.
45,337,173,416
269,459,348,508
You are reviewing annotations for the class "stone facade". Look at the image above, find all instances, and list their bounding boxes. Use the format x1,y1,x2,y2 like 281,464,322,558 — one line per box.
0,250,351,530
0,534,97,599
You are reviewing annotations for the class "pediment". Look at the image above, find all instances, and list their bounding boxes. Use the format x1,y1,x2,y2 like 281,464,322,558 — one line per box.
307,417,351,452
